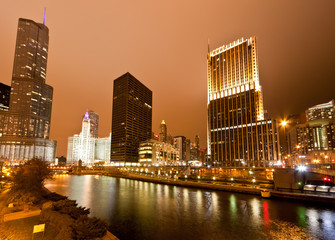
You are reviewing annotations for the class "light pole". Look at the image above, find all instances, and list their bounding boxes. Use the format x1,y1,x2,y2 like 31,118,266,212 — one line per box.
281,120,288,165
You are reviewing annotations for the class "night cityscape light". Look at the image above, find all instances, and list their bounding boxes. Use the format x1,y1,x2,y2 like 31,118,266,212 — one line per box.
0,1,335,240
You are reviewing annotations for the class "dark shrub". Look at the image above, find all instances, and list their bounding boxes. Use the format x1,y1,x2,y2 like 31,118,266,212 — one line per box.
72,215,107,240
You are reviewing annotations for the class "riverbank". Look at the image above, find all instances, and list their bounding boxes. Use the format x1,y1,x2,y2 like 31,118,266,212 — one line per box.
96,172,335,204
0,190,119,240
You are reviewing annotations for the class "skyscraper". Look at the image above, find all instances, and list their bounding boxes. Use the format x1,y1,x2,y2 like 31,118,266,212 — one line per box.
0,18,56,162
159,120,167,142
111,72,152,164
207,37,280,167
174,136,186,163
83,110,99,138
67,112,95,165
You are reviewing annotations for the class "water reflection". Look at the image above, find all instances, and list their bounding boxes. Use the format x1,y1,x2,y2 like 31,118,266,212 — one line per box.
46,175,335,240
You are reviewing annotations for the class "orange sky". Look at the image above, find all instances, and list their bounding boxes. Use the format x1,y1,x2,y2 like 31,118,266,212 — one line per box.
1,0,335,156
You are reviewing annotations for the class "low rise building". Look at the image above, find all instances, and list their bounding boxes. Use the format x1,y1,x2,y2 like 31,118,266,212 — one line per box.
139,139,179,166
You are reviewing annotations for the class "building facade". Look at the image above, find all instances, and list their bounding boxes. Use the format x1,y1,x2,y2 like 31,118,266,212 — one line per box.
67,112,96,165
207,37,280,167
138,139,179,166
0,18,56,163
95,134,111,162
173,136,186,163
83,110,99,138
0,83,10,111
159,120,167,142
289,100,335,164
111,72,152,164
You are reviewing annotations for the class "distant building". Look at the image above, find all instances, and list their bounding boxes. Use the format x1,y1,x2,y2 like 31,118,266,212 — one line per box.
166,134,173,145
56,156,66,166
159,120,167,142
111,72,152,164
185,139,191,162
67,112,95,165
288,100,335,164
207,36,280,167
84,110,99,138
0,83,10,111
95,133,111,162
138,139,179,166
174,136,186,163
306,100,335,122
0,18,56,163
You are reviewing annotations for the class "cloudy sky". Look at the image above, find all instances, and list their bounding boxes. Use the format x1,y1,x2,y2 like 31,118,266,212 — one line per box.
1,0,334,156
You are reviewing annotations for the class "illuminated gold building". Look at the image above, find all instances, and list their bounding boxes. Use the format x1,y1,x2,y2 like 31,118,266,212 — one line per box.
207,37,280,167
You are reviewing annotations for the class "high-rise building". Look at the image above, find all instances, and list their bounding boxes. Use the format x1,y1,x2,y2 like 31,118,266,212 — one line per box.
83,110,99,138
95,133,111,163
306,100,335,122
288,100,335,164
0,18,56,162
207,37,280,167
174,136,186,163
67,112,95,165
159,120,167,142
0,83,10,111
111,72,152,164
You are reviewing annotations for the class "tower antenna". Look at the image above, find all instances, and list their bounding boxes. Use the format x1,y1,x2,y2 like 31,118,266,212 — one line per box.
208,38,210,53
43,7,46,25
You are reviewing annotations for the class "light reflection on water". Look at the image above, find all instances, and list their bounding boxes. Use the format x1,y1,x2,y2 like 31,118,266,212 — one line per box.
45,175,335,240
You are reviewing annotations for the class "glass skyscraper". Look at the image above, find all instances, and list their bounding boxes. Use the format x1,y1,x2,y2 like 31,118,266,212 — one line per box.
111,72,152,164
0,18,56,162
207,37,280,167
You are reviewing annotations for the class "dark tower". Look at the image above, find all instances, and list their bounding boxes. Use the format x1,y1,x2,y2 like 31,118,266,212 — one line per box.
159,120,167,142
111,72,152,163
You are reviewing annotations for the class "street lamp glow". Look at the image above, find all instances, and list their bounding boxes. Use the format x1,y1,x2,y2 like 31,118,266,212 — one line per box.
281,120,288,127
297,165,307,172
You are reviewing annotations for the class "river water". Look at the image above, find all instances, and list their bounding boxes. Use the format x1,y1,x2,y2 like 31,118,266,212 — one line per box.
45,175,335,240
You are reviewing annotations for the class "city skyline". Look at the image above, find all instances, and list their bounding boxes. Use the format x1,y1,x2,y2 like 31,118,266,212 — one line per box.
0,1,334,156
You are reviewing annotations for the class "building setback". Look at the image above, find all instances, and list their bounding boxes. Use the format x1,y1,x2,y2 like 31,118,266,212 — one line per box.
0,18,56,162
207,37,280,167
111,72,152,164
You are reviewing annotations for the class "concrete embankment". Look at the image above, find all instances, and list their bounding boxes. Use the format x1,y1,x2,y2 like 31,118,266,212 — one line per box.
102,172,335,204
271,191,335,204
104,172,261,195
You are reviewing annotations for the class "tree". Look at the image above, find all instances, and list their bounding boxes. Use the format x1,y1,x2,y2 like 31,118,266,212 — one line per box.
7,158,53,203
72,215,107,239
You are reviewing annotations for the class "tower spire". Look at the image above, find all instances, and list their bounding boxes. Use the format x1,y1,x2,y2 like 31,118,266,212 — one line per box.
208,38,210,54
43,7,46,25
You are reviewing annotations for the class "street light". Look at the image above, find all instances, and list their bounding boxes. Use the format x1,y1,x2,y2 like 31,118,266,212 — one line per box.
281,120,289,164
281,120,287,128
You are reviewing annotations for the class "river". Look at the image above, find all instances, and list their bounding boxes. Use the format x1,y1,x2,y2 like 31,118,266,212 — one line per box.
45,174,335,240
